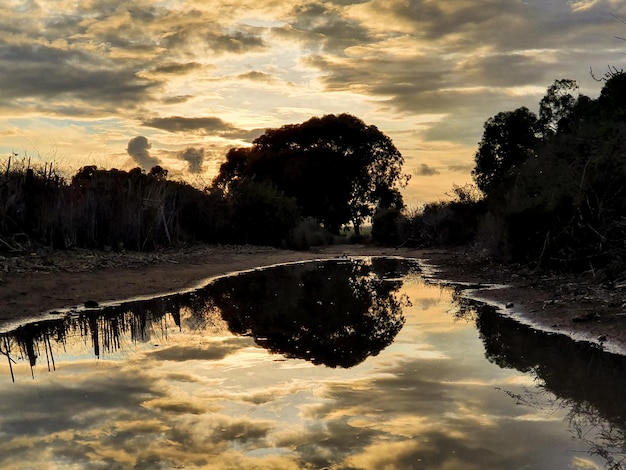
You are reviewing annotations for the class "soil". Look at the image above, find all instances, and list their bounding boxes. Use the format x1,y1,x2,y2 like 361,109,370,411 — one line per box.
0,243,624,355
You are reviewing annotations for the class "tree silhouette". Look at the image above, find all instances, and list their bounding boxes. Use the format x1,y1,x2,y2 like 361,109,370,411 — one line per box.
213,114,409,234
226,178,300,246
538,79,579,136
472,73,626,269
472,107,540,195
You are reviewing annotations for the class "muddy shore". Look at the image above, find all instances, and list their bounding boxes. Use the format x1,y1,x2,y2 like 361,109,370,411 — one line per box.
1,244,624,355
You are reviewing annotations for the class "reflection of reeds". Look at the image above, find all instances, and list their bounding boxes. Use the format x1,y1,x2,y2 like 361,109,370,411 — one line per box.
1,295,184,380
466,296,626,470
1,336,16,382
568,400,626,470
496,382,626,469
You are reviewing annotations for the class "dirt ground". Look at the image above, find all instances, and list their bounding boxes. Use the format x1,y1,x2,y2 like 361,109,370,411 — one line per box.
0,243,624,355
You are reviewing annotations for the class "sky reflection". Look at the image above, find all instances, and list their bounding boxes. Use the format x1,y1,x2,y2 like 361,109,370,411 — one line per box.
0,258,615,469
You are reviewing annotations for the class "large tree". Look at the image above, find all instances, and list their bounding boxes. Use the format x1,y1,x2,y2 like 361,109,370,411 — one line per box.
213,113,409,234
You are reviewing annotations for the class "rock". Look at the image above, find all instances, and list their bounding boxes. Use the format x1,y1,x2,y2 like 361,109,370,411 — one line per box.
84,300,99,308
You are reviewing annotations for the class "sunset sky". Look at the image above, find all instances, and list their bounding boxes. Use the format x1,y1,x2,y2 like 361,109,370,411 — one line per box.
1,0,625,206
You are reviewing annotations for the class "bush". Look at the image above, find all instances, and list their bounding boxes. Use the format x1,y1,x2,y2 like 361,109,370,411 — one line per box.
371,207,404,246
287,217,334,250
227,179,300,247
401,184,484,248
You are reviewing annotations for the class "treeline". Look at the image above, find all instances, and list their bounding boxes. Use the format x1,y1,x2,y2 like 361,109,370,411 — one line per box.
398,72,626,277
0,114,409,252
0,160,333,251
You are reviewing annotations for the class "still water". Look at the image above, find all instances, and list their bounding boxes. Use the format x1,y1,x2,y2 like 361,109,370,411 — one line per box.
0,257,625,469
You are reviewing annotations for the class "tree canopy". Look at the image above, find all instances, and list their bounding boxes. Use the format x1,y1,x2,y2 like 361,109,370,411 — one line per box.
213,113,409,234
472,106,540,195
468,73,626,271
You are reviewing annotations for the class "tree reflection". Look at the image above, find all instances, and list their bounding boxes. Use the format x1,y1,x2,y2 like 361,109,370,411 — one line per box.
198,258,412,368
453,294,626,469
0,257,415,379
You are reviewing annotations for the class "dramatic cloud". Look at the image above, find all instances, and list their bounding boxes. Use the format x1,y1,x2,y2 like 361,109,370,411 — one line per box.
127,136,160,169
205,29,267,54
1,0,625,203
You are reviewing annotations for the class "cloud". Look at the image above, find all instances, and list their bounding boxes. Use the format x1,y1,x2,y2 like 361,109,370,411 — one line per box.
237,70,275,82
127,136,160,169
205,29,267,54
276,2,372,52
0,41,158,110
149,62,204,76
142,116,264,142
448,163,475,173
142,116,236,134
415,163,439,176
1,0,626,205
179,147,205,173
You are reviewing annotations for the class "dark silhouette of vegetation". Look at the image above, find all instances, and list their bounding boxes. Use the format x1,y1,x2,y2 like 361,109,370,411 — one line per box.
403,184,485,247
398,73,626,278
371,207,404,246
0,162,232,251
225,179,300,247
472,107,541,195
0,113,409,252
213,113,410,235
475,73,626,273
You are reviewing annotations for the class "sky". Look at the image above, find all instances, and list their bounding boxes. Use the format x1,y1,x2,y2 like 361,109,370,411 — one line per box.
0,0,625,206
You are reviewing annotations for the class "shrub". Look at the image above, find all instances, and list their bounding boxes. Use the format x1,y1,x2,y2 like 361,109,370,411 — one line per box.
371,207,403,246
227,179,300,247
287,217,334,250
401,184,484,248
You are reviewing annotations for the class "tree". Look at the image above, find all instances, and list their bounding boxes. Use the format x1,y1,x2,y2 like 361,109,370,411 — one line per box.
472,107,540,195
597,70,626,118
213,114,409,234
538,79,579,136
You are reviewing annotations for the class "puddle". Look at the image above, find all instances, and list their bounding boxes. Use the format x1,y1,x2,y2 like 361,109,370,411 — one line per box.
0,257,623,469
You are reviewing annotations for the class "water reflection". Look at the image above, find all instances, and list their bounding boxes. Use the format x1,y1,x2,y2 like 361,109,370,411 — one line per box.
454,294,626,469
0,257,415,378
0,257,624,469
205,258,410,367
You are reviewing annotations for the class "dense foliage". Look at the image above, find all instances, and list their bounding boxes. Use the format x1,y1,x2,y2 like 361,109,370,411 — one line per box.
213,113,410,235
400,73,626,278
0,162,229,251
